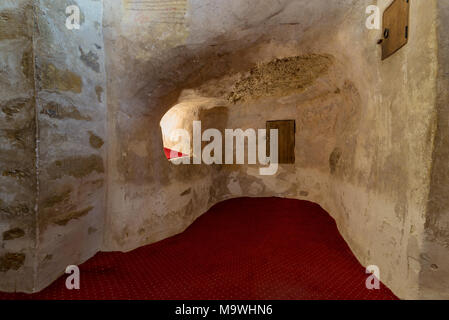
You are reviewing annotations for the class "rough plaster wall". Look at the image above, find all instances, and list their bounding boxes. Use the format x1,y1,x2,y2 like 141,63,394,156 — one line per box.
422,0,449,300
0,0,37,293
102,0,444,300
34,0,107,291
0,0,107,293
103,0,216,251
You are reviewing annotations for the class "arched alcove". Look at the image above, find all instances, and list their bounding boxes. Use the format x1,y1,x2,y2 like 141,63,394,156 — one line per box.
159,102,195,160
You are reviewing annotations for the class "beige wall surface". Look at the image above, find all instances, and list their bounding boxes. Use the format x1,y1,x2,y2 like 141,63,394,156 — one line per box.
0,0,37,293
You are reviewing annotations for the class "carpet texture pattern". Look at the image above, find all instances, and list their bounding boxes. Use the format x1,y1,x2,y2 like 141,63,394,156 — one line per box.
0,198,398,300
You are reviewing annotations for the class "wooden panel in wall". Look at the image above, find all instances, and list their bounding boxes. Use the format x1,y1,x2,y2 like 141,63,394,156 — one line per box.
266,120,296,164
382,0,410,60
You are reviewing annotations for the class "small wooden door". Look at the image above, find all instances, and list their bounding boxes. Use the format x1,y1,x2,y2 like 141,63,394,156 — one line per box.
382,0,410,60
266,120,296,164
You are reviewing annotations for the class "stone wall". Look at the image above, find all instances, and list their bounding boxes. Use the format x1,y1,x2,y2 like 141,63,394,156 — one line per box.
33,0,107,291
0,0,107,293
421,0,449,300
0,0,37,293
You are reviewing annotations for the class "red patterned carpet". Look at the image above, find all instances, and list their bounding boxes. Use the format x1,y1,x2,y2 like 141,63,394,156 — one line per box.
0,197,397,300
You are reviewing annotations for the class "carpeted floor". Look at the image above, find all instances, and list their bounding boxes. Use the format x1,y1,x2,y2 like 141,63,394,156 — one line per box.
0,197,398,300
164,147,188,159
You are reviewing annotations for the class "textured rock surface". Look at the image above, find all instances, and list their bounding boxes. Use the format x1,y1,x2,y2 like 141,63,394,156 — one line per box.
34,0,107,292
0,0,36,293
0,0,448,299
0,0,107,292
421,0,449,300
